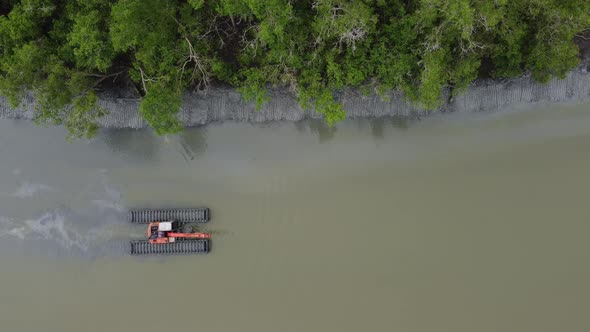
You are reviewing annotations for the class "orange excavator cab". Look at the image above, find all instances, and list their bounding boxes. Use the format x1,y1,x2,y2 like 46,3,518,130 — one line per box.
147,221,211,244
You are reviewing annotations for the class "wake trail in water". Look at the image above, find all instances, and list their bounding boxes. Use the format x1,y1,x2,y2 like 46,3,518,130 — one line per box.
12,181,55,198
0,173,136,259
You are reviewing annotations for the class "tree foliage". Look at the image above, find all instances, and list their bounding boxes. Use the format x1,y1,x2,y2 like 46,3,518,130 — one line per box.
0,0,588,137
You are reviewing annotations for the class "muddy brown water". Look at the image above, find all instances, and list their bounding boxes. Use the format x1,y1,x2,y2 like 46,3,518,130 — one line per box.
1,103,590,332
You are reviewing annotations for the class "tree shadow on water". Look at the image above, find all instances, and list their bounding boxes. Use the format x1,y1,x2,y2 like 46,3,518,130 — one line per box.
391,115,411,130
370,116,411,140
100,128,158,162
369,119,385,139
295,119,337,143
175,127,208,162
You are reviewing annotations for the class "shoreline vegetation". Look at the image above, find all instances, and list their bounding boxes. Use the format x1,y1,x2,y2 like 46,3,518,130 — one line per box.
0,1,589,139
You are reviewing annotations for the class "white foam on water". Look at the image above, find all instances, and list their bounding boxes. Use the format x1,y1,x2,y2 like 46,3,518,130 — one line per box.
0,217,25,240
12,181,54,198
0,172,128,257
91,199,125,212
91,173,125,212
0,211,89,251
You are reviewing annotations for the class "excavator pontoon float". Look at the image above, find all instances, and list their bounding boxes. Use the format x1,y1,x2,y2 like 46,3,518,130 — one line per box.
129,208,211,255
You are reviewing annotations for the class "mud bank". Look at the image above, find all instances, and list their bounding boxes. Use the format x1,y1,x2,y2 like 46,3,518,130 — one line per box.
1,67,589,129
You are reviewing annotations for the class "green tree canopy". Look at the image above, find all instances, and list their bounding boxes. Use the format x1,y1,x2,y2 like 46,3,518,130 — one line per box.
0,0,588,138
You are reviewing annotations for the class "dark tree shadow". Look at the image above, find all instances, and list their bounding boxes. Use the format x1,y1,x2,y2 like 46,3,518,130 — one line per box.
390,115,411,130
295,119,337,143
175,127,208,162
100,128,158,162
369,119,385,139
369,115,411,140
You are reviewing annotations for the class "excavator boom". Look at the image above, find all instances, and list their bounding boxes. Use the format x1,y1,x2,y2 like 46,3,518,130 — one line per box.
168,232,211,239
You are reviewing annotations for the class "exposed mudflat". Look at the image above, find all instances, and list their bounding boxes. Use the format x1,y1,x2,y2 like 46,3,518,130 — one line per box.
1,64,589,129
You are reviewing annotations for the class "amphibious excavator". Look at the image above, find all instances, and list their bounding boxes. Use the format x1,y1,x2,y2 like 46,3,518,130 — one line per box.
129,208,211,255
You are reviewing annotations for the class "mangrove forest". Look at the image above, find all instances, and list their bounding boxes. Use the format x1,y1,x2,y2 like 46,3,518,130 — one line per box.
0,0,589,138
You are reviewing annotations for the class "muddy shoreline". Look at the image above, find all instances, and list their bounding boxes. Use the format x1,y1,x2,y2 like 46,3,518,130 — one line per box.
1,57,589,129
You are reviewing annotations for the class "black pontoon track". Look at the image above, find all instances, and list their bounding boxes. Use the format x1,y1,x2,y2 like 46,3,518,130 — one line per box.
128,208,209,223
130,239,210,255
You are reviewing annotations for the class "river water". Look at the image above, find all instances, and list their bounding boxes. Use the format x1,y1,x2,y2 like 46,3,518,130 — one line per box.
1,103,589,332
